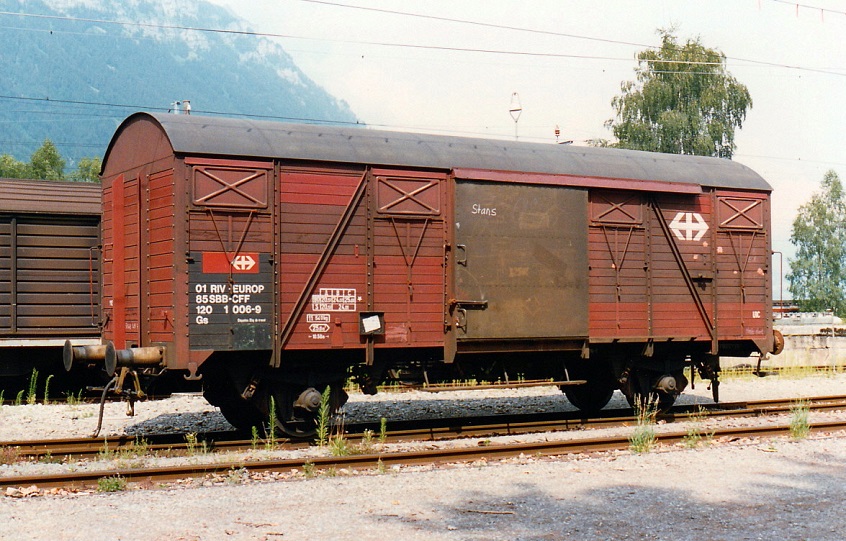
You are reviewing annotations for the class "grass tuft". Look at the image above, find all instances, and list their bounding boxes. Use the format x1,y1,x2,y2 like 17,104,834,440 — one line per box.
629,395,659,454
97,474,127,493
789,399,811,440
682,406,713,448
65,390,83,406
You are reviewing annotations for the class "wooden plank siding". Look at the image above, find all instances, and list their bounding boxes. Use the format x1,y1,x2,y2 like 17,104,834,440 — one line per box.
587,188,770,346
0,216,100,336
278,167,447,351
279,167,367,350
146,170,176,344
372,220,446,346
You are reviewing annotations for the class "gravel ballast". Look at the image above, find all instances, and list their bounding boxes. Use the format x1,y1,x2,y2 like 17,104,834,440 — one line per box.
2,373,846,540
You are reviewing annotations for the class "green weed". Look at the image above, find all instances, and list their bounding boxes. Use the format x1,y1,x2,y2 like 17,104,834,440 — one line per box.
359,429,375,454
98,438,114,461
251,426,260,450
683,406,713,448
185,432,207,455
43,374,54,404
789,399,811,440
266,396,277,450
26,368,38,405
226,467,249,485
315,386,332,447
65,390,83,406
379,417,388,444
329,432,351,457
629,396,659,454
96,475,127,493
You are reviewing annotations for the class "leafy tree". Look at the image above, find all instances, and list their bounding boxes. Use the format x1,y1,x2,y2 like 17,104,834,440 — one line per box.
603,29,752,158
68,156,102,183
28,139,65,180
0,141,100,182
787,170,846,314
0,153,28,178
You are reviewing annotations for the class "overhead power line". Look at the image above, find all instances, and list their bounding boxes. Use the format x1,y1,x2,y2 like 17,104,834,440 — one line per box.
766,0,846,19
0,94,363,126
293,0,846,76
0,8,844,76
299,0,652,48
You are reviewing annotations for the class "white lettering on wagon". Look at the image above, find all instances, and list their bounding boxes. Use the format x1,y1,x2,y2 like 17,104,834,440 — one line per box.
310,288,357,312
669,212,709,242
471,203,497,217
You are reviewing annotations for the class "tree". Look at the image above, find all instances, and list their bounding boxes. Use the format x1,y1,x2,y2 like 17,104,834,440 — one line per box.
0,141,100,182
0,153,28,178
28,139,65,180
604,29,752,158
68,156,102,182
787,170,846,314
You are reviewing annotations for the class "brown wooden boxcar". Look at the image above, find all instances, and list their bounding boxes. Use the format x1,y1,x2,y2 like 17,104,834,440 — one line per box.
0,178,101,385
89,112,780,433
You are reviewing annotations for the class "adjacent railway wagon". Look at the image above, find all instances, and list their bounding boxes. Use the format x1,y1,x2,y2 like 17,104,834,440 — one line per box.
75,112,780,434
0,178,101,387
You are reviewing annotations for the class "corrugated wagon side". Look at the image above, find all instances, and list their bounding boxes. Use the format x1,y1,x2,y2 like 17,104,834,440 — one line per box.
0,178,101,386
85,112,780,434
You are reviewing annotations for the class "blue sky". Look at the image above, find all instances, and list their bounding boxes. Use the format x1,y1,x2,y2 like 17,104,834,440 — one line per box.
215,0,846,298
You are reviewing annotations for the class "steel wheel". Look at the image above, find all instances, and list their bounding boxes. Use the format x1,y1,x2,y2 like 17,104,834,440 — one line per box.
621,368,683,411
561,362,617,412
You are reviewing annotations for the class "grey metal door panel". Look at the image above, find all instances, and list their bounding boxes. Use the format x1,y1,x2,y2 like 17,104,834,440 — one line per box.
454,180,589,339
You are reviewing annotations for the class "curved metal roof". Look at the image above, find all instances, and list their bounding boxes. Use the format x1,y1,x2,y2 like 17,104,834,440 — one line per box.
106,112,771,191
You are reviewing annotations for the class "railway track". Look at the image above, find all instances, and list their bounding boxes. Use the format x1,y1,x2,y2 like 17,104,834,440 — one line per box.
2,394,846,490
3,417,846,491
4,394,846,461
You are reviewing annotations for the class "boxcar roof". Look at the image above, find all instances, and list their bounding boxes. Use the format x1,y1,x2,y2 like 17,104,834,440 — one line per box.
0,178,101,215
106,112,771,192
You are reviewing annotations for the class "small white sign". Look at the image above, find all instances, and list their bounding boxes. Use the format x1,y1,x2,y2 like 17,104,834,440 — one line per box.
362,315,382,333
311,288,357,312
309,323,330,333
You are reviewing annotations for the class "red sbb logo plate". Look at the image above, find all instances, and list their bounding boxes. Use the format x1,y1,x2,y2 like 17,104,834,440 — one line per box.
202,252,260,274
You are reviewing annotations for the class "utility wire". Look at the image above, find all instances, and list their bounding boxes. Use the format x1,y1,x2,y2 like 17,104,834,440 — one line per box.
293,0,846,76
0,8,844,76
0,94,362,126
299,0,652,48
766,0,846,18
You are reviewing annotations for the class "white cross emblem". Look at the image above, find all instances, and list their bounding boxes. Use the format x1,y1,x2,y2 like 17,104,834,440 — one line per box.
669,212,709,241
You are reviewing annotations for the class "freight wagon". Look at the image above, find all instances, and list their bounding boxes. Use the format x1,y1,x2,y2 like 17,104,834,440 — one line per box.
0,178,101,391
67,112,780,434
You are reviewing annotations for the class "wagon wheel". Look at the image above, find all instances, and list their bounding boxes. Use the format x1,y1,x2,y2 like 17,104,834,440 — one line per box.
218,398,265,433
266,385,320,438
621,368,680,411
202,373,265,433
561,362,617,413
266,382,350,439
